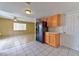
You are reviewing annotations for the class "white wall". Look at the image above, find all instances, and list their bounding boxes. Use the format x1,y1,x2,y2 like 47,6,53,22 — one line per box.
61,11,79,51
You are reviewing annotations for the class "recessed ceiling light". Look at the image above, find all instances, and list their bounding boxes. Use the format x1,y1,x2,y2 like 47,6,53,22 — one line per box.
25,8,32,15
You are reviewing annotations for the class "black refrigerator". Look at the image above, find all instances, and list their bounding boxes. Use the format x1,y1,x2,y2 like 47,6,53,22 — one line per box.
36,20,48,43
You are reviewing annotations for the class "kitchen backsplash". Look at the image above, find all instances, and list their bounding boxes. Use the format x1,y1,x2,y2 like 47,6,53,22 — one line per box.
48,27,57,32
48,27,63,33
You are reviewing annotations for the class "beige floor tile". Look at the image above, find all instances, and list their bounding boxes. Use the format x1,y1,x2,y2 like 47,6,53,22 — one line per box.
0,34,79,56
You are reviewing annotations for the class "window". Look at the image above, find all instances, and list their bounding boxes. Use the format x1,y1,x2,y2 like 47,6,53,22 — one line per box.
13,23,26,30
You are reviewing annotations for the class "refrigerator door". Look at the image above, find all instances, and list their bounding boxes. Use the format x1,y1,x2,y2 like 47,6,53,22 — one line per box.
36,23,43,43
38,23,43,42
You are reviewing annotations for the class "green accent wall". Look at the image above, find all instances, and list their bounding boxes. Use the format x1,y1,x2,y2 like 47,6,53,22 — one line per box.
0,18,35,36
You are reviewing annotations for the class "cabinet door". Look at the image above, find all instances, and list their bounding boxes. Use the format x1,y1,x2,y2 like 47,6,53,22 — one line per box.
52,15,60,27
52,15,58,27
45,32,50,44
47,14,61,27
49,34,56,47
57,15,61,26
47,17,52,27
49,34,60,48
54,34,60,47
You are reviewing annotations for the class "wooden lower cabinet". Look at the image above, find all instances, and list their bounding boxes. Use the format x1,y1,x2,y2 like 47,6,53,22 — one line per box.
45,32,50,44
50,34,56,47
45,32,60,48
50,34,60,48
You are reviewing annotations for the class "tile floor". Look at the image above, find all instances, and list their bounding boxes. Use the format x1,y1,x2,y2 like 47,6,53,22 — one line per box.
0,34,79,56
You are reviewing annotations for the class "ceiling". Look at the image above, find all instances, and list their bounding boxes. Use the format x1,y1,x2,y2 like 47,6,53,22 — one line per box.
0,2,79,19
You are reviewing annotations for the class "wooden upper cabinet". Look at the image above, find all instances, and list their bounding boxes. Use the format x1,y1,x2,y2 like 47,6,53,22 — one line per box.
47,14,61,27
47,16,52,27
52,14,60,27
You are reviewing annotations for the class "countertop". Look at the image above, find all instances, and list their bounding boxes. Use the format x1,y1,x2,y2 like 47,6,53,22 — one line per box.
46,32,60,34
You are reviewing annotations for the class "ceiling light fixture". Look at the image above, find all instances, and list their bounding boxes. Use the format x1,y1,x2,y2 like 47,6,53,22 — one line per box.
25,8,32,15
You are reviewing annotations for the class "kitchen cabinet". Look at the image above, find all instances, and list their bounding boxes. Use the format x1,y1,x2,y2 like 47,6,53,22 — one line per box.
49,34,56,47
47,14,61,27
45,32,50,44
47,16,52,27
50,34,60,47
45,32,60,48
